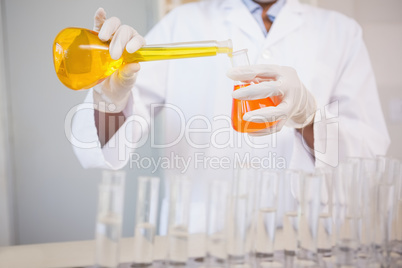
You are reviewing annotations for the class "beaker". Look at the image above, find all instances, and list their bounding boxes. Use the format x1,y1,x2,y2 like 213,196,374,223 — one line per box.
230,49,279,133
53,27,233,90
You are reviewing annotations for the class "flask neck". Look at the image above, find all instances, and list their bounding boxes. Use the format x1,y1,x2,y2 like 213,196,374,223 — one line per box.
216,39,233,55
231,49,251,85
123,39,233,63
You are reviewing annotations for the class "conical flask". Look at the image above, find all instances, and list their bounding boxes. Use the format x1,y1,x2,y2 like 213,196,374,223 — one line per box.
53,27,233,90
230,49,279,133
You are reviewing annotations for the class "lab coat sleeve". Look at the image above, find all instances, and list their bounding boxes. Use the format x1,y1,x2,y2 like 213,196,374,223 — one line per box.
313,21,390,168
71,89,151,170
71,14,175,169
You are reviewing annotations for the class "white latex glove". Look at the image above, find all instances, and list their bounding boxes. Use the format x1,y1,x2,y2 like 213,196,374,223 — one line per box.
227,65,317,136
92,7,146,113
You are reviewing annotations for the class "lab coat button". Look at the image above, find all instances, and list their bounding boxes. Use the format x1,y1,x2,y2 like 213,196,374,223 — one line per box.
262,49,272,59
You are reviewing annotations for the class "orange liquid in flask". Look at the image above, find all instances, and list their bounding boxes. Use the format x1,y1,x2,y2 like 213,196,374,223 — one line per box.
231,83,280,133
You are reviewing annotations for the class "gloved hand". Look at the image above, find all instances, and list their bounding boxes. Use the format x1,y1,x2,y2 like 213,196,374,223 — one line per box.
92,7,146,113
227,64,317,136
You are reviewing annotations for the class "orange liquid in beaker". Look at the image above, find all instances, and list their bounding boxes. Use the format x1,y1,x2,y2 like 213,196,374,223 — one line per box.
231,84,279,133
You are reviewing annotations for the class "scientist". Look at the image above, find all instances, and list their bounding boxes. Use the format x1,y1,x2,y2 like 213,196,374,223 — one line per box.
72,0,389,232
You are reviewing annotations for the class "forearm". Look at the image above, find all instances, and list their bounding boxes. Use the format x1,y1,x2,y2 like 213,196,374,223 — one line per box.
94,110,126,147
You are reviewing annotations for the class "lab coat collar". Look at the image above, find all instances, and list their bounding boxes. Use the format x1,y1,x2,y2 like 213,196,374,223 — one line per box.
220,0,305,47
221,0,266,41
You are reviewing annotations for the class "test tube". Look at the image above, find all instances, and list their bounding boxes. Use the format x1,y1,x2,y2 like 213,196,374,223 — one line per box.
315,167,334,260
296,172,322,266
94,170,126,268
205,179,230,266
388,158,401,254
375,156,400,265
167,175,191,266
333,162,360,266
254,170,280,266
395,161,402,255
132,176,160,267
347,158,378,262
275,170,303,258
226,166,256,265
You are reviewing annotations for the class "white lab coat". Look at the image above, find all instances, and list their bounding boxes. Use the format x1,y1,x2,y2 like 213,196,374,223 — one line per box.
72,0,390,233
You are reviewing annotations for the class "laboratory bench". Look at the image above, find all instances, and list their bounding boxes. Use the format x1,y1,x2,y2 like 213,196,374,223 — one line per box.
3,233,401,268
0,234,205,268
